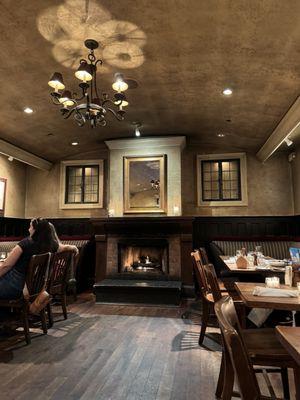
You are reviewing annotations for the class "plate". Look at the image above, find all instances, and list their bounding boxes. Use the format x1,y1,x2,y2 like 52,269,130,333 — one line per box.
269,261,285,267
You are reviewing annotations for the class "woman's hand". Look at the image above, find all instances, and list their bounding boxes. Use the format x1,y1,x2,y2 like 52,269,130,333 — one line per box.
72,245,79,255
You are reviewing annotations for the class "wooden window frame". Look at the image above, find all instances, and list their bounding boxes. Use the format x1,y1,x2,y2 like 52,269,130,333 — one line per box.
197,153,248,207
60,160,104,209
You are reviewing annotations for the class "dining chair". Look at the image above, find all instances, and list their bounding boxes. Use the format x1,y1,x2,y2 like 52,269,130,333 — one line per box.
215,296,300,400
190,251,231,345
0,252,51,344
47,250,74,327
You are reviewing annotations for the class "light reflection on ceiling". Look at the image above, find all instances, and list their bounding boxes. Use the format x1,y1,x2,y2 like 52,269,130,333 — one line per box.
37,0,146,71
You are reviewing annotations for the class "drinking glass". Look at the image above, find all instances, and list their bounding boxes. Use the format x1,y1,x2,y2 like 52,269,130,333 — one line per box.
236,250,242,258
265,276,280,288
297,282,300,297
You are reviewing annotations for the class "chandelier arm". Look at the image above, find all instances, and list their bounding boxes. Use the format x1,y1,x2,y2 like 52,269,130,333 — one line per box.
93,60,102,100
105,107,124,121
50,96,62,106
102,98,118,107
61,108,76,120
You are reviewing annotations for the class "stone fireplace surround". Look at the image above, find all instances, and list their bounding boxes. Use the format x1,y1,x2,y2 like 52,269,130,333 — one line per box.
91,217,194,287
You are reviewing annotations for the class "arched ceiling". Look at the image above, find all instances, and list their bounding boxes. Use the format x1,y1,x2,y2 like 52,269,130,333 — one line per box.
1,0,300,162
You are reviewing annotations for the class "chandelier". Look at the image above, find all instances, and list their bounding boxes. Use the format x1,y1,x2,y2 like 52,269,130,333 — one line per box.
47,39,130,128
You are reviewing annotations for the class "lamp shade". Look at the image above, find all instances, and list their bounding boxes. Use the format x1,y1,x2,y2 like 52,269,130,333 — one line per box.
114,92,128,108
59,90,75,107
75,62,93,82
112,73,128,92
48,72,65,90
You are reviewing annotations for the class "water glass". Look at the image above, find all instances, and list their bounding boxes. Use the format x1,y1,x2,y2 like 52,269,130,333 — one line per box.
236,250,242,258
265,276,280,288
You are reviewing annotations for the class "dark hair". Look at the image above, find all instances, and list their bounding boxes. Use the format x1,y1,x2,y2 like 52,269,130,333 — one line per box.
31,218,59,253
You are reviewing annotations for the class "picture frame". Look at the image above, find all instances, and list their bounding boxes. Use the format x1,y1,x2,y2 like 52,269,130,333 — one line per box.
124,155,167,214
0,178,7,216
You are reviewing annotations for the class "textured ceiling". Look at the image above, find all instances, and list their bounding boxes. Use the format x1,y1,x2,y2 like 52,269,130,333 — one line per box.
1,0,300,162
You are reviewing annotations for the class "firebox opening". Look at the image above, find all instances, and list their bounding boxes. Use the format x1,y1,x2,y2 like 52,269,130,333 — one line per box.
118,239,168,275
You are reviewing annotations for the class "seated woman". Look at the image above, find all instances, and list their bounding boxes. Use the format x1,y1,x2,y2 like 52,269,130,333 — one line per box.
0,218,78,301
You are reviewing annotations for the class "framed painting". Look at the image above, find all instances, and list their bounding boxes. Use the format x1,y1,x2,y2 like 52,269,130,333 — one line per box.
124,155,167,214
0,178,7,216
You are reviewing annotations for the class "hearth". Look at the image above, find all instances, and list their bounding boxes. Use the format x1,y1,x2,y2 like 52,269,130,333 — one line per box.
118,238,168,276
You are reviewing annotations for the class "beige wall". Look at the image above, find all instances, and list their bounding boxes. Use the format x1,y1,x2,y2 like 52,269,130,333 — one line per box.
17,145,294,219
25,150,108,219
0,154,26,218
182,147,293,216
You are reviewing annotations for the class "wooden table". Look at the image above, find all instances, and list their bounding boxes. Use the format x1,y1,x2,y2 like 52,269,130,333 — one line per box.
276,326,300,366
221,255,285,274
234,282,300,311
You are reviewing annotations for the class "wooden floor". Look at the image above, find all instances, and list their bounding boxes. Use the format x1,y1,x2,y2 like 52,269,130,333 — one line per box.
0,294,296,400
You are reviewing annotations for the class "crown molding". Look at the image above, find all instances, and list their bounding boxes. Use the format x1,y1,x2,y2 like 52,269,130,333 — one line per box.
256,96,300,162
0,139,52,170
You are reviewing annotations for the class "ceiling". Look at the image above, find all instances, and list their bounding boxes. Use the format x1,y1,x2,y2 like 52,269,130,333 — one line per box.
1,0,300,162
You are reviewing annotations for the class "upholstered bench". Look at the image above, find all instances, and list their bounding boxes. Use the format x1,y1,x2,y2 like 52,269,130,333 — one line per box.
0,236,95,295
208,239,300,278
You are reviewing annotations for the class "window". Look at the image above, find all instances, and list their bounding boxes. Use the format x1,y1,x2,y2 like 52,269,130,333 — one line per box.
201,159,241,201
197,153,247,206
60,160,104,209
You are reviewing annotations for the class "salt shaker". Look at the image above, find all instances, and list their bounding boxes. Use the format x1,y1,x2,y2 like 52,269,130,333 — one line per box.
284,265,293,286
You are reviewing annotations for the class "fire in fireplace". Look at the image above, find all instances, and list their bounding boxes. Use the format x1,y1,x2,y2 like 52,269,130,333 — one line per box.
118,239,168,275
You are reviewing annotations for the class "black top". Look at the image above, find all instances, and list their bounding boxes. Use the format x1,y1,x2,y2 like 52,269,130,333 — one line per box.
14,237,58,275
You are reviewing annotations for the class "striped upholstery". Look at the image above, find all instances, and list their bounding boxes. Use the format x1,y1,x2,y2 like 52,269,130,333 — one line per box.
0,241,19,253
0,240,88,253
212,240,291,260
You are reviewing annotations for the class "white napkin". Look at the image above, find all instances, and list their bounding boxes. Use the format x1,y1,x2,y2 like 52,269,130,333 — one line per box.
226,257,236,264
247,308,273,327
252,286,298,297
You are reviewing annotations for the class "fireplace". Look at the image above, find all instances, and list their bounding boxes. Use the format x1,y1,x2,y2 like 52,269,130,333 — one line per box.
91,217,194,287
118,239,168,276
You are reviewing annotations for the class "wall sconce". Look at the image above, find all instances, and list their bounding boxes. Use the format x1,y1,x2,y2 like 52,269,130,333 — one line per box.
108,208,115,217
173,205,180,216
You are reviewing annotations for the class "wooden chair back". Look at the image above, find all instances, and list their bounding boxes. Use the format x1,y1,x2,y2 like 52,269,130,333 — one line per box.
191,250,210,296
25,253,51,300
214,296,261,400
203,263,223,302
199,247,209,265
48,251,73,293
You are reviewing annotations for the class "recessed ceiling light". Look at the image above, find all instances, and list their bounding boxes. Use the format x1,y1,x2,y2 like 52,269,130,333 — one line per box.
71,141,79,146
217,133,226,137
222,88,233,96
24,107,33,114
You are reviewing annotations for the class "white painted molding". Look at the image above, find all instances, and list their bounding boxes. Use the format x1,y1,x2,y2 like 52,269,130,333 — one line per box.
0,139,52,170
197,153,248,207
256,96,300,162
105,136,186,150
59,159,104,209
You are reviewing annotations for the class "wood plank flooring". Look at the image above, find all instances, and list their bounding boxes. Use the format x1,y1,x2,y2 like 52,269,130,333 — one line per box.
0,294,296,400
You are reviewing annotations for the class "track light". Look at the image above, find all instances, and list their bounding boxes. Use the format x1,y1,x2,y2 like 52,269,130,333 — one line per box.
285,137,293,147
132,121,141,137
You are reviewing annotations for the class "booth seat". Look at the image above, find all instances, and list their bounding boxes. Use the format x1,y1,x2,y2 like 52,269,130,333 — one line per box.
0,236,95,295
207,238,300,278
